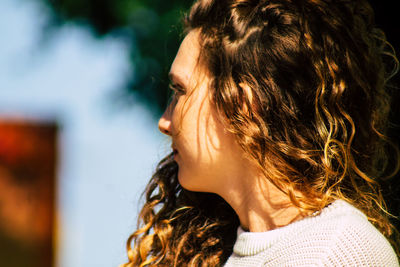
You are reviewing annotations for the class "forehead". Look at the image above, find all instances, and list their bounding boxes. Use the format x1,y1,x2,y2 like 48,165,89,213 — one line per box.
169,30,201,86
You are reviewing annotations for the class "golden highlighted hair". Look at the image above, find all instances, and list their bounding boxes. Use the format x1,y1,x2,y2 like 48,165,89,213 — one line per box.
123,0,400,265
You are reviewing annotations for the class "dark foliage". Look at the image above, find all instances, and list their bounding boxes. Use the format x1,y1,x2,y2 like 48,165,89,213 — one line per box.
41,0,193,117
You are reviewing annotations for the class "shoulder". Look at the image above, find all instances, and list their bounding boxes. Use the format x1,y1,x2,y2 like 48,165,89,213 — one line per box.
318,201,398,266
226,200,399,267
263,200,399,266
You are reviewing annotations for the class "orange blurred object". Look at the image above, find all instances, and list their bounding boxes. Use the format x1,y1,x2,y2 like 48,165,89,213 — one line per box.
0,119,58,267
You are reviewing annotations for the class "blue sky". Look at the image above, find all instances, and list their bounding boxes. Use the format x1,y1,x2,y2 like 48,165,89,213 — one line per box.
0,0,171,266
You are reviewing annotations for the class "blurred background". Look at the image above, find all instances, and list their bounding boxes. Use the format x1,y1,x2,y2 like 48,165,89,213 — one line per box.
0,0,398,267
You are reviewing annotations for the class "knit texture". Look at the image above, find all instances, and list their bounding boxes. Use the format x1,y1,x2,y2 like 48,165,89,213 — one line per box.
224,200,399,266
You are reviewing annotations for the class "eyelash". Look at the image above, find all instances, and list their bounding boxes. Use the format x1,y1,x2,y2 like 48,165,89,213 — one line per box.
169,83,185,96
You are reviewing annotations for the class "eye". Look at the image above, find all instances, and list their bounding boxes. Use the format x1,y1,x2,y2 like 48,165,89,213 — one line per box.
169,82,186,96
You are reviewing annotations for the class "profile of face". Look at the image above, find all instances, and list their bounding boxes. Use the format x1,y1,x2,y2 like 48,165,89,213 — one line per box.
158,31,248,194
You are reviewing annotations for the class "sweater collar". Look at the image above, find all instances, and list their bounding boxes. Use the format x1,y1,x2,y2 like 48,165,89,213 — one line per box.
232,200,363,256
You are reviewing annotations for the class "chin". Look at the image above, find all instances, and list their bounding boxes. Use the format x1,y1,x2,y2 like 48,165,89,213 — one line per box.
177,172,194,191
177,170,205,192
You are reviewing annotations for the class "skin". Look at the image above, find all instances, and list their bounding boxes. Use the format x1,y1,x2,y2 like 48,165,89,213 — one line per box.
158,30,302,232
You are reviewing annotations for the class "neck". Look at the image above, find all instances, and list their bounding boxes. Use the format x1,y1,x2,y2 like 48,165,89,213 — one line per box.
219,169,302,232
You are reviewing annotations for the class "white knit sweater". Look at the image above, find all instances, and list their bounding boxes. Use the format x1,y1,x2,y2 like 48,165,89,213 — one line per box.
224,200,399,266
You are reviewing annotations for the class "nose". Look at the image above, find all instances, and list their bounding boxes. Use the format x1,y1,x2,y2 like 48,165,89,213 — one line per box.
158,108,172,136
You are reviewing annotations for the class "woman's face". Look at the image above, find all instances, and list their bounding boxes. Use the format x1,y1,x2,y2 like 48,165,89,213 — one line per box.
158,31,247,193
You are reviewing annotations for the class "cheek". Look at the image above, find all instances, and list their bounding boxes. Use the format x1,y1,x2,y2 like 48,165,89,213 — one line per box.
177,115,235,192
180,94,230,160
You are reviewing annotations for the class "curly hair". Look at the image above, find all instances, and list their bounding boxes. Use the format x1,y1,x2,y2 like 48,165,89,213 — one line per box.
122,0,400,266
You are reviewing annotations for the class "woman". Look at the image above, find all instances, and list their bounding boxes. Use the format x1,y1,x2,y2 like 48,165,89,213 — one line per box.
123,0,400,266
